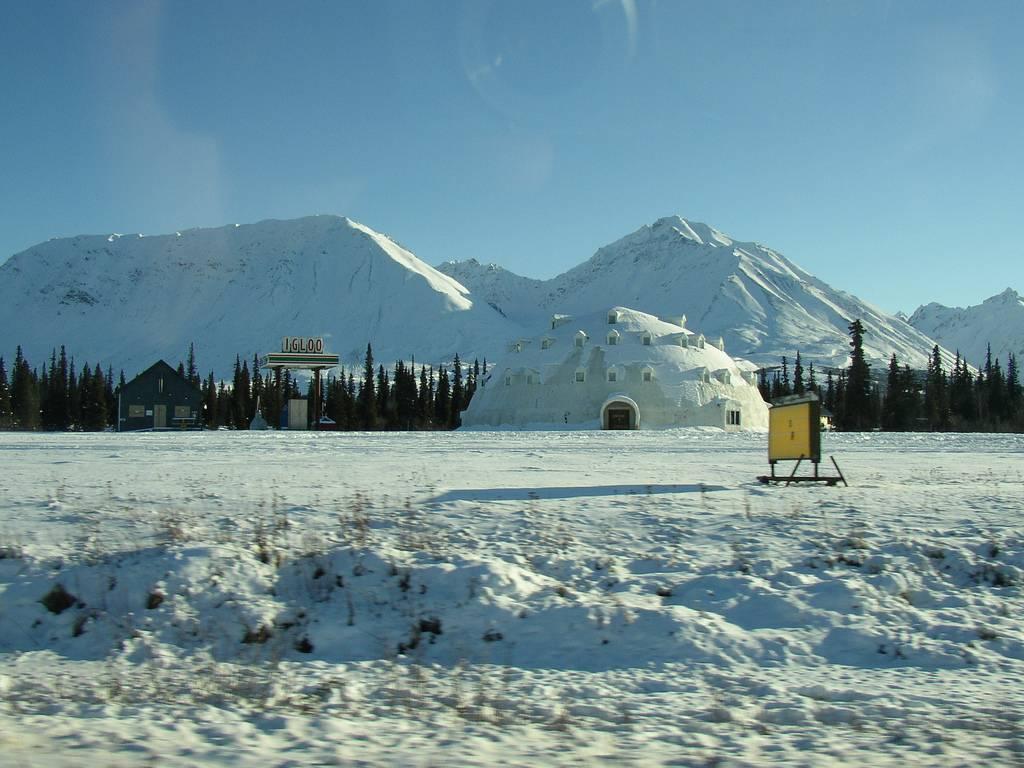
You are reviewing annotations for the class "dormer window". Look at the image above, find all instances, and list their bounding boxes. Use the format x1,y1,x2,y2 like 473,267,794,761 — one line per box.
607,329,620,346
642,331,652,346
541,337,554,350
504,372,512,386
608,310,621,324
716,337,725,352
574,331,587,348
697,334,706,350
679,335,689,348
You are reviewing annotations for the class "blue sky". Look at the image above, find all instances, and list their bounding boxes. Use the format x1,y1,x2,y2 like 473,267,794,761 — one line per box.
1,1,1021,313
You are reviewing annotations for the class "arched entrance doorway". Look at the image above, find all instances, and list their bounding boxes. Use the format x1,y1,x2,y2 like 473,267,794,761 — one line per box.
601,396,640,430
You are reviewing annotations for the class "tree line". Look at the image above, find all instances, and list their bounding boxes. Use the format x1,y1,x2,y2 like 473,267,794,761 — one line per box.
759,320,1023,432
0,342,484,432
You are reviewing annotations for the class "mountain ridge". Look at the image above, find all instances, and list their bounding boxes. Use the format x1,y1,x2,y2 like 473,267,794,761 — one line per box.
0,213,980,380
908,288,1024,367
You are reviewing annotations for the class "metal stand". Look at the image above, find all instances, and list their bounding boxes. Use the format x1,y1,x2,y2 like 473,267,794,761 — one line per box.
758,455,847,486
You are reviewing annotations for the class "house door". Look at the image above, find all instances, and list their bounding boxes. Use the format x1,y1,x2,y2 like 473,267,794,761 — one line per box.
607,408,632,430
154,404,166,428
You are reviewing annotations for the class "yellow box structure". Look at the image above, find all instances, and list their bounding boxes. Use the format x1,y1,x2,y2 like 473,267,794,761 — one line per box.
768,396,821,463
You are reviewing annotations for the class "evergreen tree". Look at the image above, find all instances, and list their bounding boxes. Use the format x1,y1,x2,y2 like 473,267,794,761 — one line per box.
67,358,80,428
11,347,39,430
883,353,902,431
807,362,818,394
1007,353,1021,409
435,365,451,427
450,353,464,428
793,352,805,395
843,320,871,430
186,343,200,388
105,365,116,427
203,372,218,428
346,372,357,429
358,344,377,430
216,380,232,427
55,346,70,429
824,371,836,416
757,367,771,401
39,361,53,429
417,365,432,427
0,357,12,429
230,356,252,427
250,354,264,415
80,364,108,431
376,364,393,427
924,344,949,430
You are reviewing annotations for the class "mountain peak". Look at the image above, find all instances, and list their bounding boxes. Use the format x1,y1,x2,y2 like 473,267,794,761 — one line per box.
984,287,1022,306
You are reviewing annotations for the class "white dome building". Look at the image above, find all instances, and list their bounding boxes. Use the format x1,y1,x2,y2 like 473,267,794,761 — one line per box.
463,307,768,430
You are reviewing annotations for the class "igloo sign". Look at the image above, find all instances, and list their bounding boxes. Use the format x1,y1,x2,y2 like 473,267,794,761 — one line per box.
281,336,325,354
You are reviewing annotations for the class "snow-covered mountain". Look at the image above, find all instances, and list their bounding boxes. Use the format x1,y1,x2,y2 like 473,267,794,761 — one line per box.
1,213,952,380
908,288,1024,367
0,216,517,379
441,216,945,370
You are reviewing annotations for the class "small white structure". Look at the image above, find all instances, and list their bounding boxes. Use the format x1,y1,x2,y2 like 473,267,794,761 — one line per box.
463,307,769,430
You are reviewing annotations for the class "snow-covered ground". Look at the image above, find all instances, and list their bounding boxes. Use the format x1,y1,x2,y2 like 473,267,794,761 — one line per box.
1,429,1023,766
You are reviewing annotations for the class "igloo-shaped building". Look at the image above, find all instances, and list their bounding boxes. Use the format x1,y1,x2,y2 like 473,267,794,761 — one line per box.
462,307,768,430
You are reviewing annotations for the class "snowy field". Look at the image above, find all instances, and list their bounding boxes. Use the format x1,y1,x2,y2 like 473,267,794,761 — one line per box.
1,429,1023,767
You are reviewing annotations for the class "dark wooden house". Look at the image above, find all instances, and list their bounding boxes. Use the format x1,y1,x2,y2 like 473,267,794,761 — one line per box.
118,360,202,431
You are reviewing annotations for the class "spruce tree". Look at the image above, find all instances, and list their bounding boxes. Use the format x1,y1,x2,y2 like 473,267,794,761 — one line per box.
216,380,232,427
204,372,218,428
11,347,39,430
186,343,200,388
346,372,357,429
251,354,264,415
56,346,70,429
67,358,80,428
81,364,108,431
417,365,431,427
435,366,451,427
450,353,464,428
105,365,116,427
0,357,12,429
757,368,771,401
924,344,949,430
883,353,901,430
843,320,871,430
358,343,377,430
793,352,805,395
